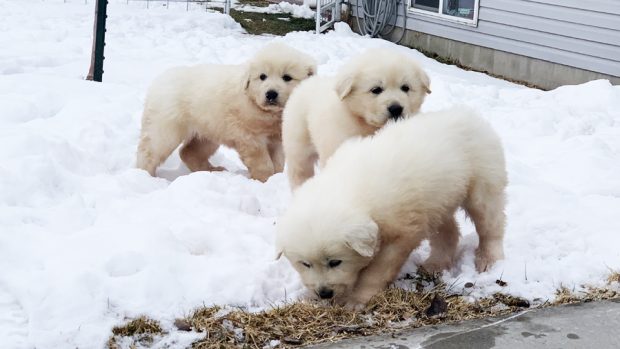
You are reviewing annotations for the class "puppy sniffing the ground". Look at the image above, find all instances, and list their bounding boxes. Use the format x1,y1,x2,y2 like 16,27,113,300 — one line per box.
276,107,507,309
282,48,431,190
136,43,316,182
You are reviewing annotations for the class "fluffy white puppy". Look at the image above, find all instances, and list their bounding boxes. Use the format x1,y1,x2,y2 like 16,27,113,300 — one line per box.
136,43,316,182
282,48,431,189
276,107,507,308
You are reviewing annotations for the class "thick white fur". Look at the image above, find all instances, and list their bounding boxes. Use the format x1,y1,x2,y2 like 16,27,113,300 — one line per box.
136,43,316,182
276,107,507,308
282,48,431,190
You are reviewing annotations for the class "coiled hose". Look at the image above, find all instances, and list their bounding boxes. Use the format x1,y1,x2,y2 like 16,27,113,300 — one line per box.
354,0,408,43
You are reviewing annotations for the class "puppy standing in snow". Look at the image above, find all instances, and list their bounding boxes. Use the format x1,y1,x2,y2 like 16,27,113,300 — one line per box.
136,43,316,182
276,107,507,308
282,48,431,190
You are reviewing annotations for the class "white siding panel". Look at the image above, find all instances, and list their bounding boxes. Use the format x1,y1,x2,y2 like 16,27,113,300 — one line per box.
351,0,620,76
403,14,620,75
479,8,620,46
387,8,620,59
478,21,620,61
527,0,620,15
482,0,620,30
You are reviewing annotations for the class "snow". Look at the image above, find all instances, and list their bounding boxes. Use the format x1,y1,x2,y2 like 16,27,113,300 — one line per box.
0,0,619,348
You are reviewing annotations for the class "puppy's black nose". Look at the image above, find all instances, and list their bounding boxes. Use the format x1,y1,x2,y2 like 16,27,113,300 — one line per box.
318,288,334,299
266,90,278,101
388,104,403,119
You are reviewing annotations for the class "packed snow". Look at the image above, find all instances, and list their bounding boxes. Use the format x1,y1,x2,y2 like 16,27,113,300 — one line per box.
0,0,619,348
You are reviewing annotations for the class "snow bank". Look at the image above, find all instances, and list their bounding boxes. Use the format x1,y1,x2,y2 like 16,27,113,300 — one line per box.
0,1,619,348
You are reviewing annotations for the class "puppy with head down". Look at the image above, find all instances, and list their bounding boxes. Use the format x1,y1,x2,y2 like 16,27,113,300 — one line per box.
277,107,507,309
282,48,431,190
136,43,316,181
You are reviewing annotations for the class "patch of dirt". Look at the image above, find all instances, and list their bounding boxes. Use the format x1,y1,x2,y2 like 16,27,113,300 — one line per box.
229,10,315,36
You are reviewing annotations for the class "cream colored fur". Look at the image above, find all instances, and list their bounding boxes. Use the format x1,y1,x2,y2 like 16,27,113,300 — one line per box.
282,48,430,189
136,43,316,182
276,107,507,309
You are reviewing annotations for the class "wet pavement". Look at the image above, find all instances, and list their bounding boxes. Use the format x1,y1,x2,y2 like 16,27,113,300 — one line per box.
310,298,620,349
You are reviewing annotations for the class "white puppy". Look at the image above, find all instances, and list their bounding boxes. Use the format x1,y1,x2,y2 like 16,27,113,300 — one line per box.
136,43,316,182
282,48,431,189
276,107,507,308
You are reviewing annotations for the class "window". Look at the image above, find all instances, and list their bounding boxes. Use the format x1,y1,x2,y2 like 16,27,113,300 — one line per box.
411,0,479,25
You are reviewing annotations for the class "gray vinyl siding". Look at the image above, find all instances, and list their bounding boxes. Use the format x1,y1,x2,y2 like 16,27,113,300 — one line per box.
353,0,620,76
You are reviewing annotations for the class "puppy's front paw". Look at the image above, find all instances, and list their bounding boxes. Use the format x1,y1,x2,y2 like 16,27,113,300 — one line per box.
344,299,366,312
342,291,374,311
249,168,275,183
421,257,452,273
474,246,504,272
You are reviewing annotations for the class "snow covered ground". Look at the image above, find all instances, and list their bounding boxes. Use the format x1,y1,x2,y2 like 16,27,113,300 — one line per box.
0,0,619,348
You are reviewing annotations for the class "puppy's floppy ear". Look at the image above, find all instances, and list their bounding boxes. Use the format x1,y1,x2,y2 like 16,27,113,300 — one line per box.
418,69,431,94
335,72,354,100
242,64,251,90
304,56,317,78
344,218,379,258
274,235,284,260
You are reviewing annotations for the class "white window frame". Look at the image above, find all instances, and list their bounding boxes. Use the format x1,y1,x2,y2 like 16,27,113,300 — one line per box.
409,0,480,27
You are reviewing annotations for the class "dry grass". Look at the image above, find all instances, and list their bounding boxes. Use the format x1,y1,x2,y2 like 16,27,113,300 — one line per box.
107,316,164,349
607,271,620,284
186,274,524,348
236,0,272,6
554,283,619,305
108,272,620,349
229,10,315,36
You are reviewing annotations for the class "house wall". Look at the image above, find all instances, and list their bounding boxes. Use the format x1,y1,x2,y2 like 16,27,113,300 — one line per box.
350,0,620,88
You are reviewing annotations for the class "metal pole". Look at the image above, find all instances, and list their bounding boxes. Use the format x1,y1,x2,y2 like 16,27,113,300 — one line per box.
87,0,108,82
335,0,341,22
316,0,322,33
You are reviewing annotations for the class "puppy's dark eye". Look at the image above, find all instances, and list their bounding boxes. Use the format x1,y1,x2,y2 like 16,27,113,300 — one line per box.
259,74,267,81
401,85,410,92
301,261,312,268
328,260,342,268
371,87,383,95
282,74,292,82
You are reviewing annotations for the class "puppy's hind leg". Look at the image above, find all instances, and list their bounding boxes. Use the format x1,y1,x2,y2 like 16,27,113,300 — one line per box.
136,112,184,176
283,114,316,189
464,181,506,272
422,215,460,272
286,149,317,190
180,136,225,172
